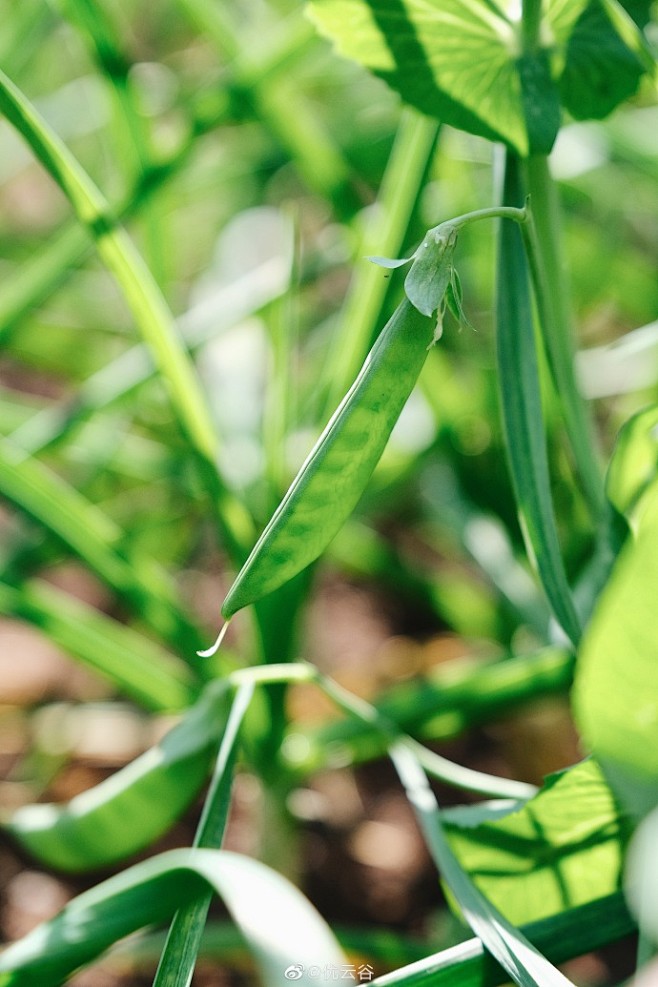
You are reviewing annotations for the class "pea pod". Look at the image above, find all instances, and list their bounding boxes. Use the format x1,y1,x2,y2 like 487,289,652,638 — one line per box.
221,299,435,619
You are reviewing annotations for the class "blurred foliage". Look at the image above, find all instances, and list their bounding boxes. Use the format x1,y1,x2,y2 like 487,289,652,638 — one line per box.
0,0,657,984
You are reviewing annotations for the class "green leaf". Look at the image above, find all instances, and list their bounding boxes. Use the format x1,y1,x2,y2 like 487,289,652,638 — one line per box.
559,0,650,120
390,744,578,987
154,682,254,987
307,0,655,154
495,154,581,645
307,0,569,156
444,760,630,926
221,299,434,618
0,579,196,712
0,848,345,986
605,404,658,522
6,681,230,873
404,225,457,318
371,893,634,987
573,491,658,820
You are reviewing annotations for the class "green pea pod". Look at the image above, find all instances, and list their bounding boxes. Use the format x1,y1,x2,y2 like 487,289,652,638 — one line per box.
6,681,230,873
221,299,434,618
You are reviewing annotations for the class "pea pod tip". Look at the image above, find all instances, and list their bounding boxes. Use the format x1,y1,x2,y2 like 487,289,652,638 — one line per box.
196,619,231,658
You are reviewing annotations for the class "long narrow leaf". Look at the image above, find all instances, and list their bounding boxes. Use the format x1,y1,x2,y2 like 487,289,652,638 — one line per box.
373,893,634,987
0,848,345,987
0,436,204,654
0,579,196,711
6,680,230,871
495,153,581,644
0,67,251,559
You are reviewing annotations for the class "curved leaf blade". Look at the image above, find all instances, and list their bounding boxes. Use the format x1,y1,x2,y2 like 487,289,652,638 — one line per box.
0,848,345,987
6,682,230,872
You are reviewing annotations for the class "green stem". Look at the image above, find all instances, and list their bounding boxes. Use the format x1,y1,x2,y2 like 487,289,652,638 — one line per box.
323,109,439,411
521,0,543,52
523,155,604,516
152,682,254,987
291,647,574,775
449,205,528,229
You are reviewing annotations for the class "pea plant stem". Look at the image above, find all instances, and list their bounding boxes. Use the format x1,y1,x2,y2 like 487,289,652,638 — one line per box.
521,0,543,52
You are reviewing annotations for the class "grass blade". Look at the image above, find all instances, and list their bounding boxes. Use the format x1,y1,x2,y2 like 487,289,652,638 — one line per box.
0,436,204,654
373,892,634,987
0,67,252,560
0,578,196,711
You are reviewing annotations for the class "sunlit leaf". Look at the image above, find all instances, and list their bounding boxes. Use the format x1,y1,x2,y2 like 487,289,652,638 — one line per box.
573,494,658,820
445,760,630,925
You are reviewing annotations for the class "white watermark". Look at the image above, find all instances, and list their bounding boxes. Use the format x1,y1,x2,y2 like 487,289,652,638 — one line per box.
284,963,374,982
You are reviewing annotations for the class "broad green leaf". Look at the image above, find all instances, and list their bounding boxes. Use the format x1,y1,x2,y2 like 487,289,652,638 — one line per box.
6,681,230,872
0,579,196,712
495,154,581,645
307,0,652,155
573,493,658,819
309,0,559,154
221,299,434,618
390,743,578,987
0,848,345,987
307,0,564,156
444,760,630,925
559,0,650,120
